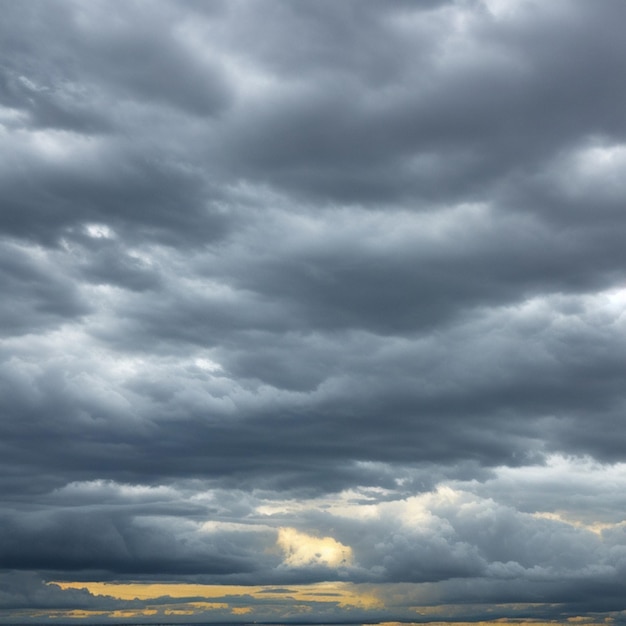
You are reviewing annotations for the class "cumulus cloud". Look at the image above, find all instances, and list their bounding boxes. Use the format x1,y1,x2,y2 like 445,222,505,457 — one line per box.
277,528,354,569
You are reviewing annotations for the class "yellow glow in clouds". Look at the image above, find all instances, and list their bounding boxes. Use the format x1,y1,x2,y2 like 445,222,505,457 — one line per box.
277,527,353,567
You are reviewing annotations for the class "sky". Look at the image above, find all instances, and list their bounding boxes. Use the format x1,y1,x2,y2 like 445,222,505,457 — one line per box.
1,0,626,623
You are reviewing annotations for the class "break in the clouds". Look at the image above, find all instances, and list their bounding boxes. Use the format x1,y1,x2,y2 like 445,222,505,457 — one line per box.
2,0,626,623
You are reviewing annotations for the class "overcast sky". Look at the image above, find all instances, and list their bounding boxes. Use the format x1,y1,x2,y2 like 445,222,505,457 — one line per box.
2,0,626,624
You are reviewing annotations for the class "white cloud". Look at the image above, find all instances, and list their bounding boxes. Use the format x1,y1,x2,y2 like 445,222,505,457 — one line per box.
277,527,353,569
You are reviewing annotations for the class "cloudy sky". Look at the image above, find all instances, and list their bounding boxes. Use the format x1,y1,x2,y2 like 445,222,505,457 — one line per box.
2,0,626,623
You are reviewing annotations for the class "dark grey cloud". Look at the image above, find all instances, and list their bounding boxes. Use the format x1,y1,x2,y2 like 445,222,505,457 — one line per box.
2,0,626,622
0,240,89,335
0,572,121,611
209,0,626,204
0,511,262,577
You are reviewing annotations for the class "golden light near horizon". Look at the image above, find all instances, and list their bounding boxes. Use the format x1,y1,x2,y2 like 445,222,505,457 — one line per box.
44,582,621,626
51,580,384,609
36,581,389,625
21,586,621,626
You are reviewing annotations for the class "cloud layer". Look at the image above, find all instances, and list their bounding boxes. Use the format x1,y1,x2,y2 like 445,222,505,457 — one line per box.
2,0,626,622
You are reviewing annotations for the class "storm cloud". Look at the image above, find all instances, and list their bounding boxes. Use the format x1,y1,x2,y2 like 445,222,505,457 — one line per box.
2,0,626,623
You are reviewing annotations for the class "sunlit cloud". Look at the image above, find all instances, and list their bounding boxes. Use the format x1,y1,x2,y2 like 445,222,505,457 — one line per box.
277,527,354,569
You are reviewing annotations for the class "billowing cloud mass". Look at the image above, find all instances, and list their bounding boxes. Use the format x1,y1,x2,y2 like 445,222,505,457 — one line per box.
2,0,626,623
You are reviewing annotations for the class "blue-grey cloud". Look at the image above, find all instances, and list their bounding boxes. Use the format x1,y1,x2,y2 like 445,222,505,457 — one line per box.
2,0,626,623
